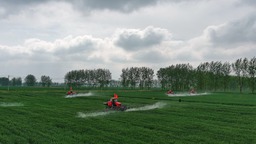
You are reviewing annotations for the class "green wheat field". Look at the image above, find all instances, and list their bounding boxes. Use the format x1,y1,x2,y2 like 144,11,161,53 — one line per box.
0,87,255,144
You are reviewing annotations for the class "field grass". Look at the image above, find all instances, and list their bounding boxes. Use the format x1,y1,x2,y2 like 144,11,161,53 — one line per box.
0,87,255,144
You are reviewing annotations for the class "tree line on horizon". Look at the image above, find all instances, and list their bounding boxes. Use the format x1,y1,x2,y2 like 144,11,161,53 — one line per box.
64,69,111,87
157,57,256,93
0,57,255,93
63,57,256,93
0,75,52,87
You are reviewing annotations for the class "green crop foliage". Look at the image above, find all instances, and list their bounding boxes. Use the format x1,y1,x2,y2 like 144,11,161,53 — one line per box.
0,87,255,143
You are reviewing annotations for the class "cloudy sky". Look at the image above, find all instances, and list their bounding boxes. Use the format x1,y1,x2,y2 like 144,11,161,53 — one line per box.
0,0,256,82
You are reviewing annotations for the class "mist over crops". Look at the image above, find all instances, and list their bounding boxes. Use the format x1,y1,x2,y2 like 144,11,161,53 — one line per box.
126,102,166,112
77,111,115,118
0,102,24,107
167,92,210,97
65,92,93,98
77,102,167,118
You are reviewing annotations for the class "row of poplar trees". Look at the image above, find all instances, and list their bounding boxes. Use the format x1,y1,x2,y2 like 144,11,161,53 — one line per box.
120,67,154,89
157,57,256,93
64,69,111,87
64,67,154,89
64,57,256,93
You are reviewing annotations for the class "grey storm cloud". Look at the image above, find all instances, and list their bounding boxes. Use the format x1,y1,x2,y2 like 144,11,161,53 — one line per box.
207,15,256,46
0,0,46,5
0,0,158,15
0,0,49,18
73,0,158,13
114,26,171,51
0,0,204,15
240,0,256,6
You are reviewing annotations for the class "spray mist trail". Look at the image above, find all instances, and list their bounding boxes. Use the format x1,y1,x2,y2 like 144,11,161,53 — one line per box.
0,102,24,107
77,102,167,118
126,102,166,112
77,111,115,118
167,92,209,97
65,92,93,98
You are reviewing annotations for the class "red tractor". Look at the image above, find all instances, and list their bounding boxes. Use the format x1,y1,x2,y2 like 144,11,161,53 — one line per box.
66,86,77,95
167,90,174,94
103,93,127,111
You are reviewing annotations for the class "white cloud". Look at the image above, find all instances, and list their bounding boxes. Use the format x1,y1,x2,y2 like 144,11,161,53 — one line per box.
134,50,169,63
114,26,171,51
183,15,256,62
207,15,256,46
